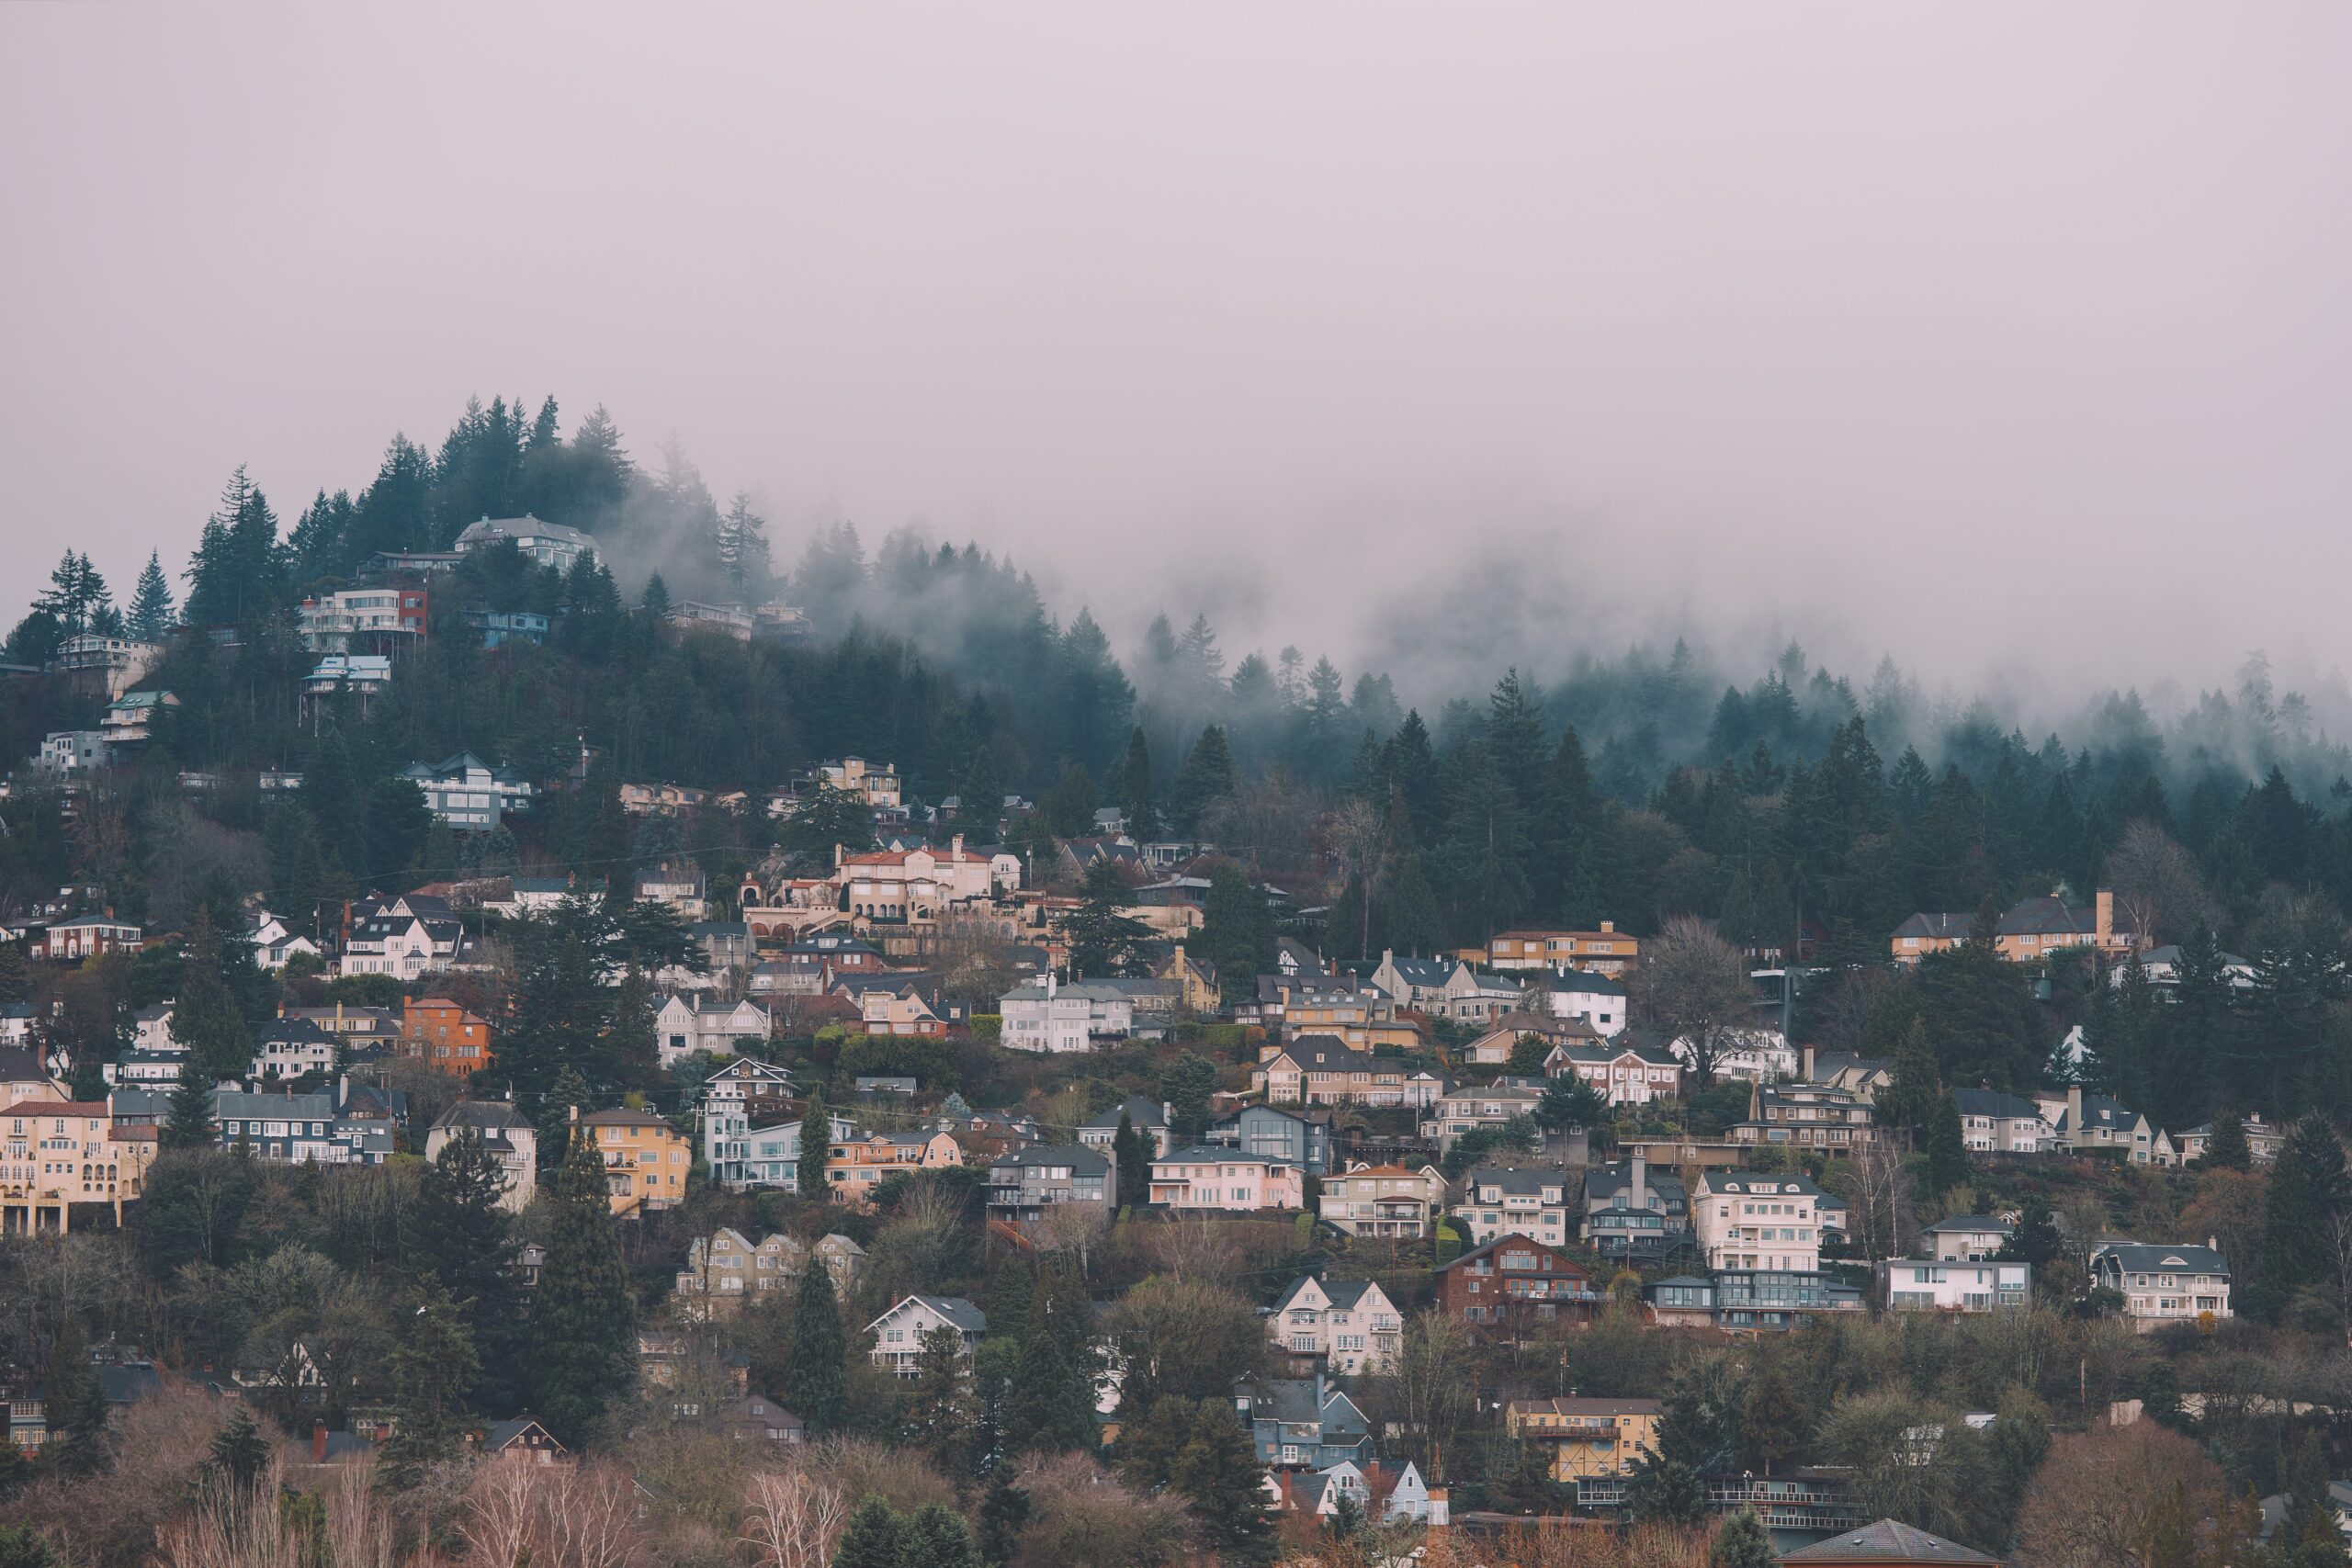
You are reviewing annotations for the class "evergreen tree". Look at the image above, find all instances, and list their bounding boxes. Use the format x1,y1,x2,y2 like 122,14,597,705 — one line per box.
2252,1114,2348,1320
379,1283,481,1488
1712,1508,1779,1568
1117,727,1159,840
1159,1054,1218,1143
1997,1197,2062,1269
1166,726,1235,835
2199,1107,2252,1171
0,942,26,1006
1163,1399,1277,1565
411,1128,527,1412
1060,859,1153,977
831,1497,905,1568
1196,863,1273,1000
1875,1019,1940,1143
168,910,251,1083
1111,1111,1150,1210
1926,1092,1968,1195
1738,1363,1806,1474
907,1325,978,1476
527,1135,635,1446
989,1258,1035,1347
204,1406,270,1494
787,1258,849,1435
163,1055,217,1150
127,551,175,641
798,1086,831,1199
1490,1439,1560,1516
40,1318,107,1478
977,1466,1032,1567
1001,1262,1095,1455
1625,1453,1709,1526
901,1504,983,1568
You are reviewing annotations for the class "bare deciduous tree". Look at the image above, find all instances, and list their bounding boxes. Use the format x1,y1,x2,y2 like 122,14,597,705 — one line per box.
740,1469,849,1568
1633,916,1756,1089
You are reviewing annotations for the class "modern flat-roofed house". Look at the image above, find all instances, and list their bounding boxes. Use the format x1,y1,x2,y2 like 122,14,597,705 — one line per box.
1318,1162,1447,1239
1506,1397,1661,1483
1204,1103,1335,1177
399,751,536,829
2092,1241,2232,1330
1149,1146,1304,1212
1421,1082,1545,1149
1484,925,1640,976
985,1144,1116,1223
297,588,428,653
455,513,602,571
1886,1258,2032,1313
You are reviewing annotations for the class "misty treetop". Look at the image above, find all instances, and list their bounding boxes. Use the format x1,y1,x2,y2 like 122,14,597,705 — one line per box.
9,396,2352,982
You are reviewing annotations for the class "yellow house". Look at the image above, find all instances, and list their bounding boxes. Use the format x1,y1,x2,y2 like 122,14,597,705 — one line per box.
1,1098,153,1231
573,1106,690,1215
1506,1397,1663,1482
1151,944,1220,1013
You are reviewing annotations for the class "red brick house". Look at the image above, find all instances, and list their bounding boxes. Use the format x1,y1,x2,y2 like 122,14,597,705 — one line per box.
1434,1235,1601,1329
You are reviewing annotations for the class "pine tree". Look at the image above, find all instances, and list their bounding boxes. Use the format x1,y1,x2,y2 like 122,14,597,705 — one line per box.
1712,1508,1779,1568
168,910,251,1083
977,1466,1032,1567
786,1258,849,1435
1001,1261,1095,1456
1118,728,1159,839
1162,1399,1277,1565
1738,1363,1806,1474
411,1128,527,1413
831,1497,905,1568
989,1259,1035,1345
901,1504,983,1568
797,1086,831,1199
379,1283,481,1488
2199,1107,2252,1170
527,1135,634,1446
0,942,27,1006
2252,1114,2348,1320
908,1325,978,1476
1166,726,1235,835
41,1318,107,1478
1926,1092,1968,1195
1997,1197,2062,1269
162,1055,217,1150
1875,1019,1940,1142
1111,1112,1149,1210
127,551,174,641
204,1406,270,1494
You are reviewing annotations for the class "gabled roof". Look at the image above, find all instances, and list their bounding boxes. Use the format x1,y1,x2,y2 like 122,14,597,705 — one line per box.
1464,1166,1567,1198
1436,1235,1587,1275
989,1143,1109,1176
1781,1520,1995,1564
481,1415,564,1452
1584,1164,1687,1206
1270,1036,1379,1075
1951,1088,2043,1120
1542,969,1627,997
1272,1276,1385,1313
2095,1242,2230,1276
1922,1214,2012,1235
433,1100,532,1134
874,1294,988,1335
1081,1095,1169,1132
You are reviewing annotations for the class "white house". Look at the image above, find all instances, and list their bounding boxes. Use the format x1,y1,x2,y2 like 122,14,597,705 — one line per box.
1537,969,1628,1037
654,993,770,1068
1450,1167,1575,1248
1673,1027,1797,1082
834,834,1017,919
865,1295,987,1377
1887,1258,2032,1313
2091,1241,2232,1331
998,976,1134,1053
1690,1170,1834,1273
455,513,602,570
251,912,322,973
38,731,110,773
1549,1042,1683,1105
133,1003,175,1051
341,896,469,979
1267,1277,1403,1374
703,1111,860,1190
425,1100,540,1212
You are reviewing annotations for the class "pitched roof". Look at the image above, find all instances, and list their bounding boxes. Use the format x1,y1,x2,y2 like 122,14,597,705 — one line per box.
989,1143,1109,1176
1464,1166,1567,1198
1922,1215,2012,1235
1436,1235,1588,1275
876,1294,988,1334
1081,1095,1168,1132
1952,1088,2043,1120
1272,1037,1379,1074
2096,1242,2230,1276
1781,1520,1996,1565
433,1100,531,1134
1272,1276,1384,1312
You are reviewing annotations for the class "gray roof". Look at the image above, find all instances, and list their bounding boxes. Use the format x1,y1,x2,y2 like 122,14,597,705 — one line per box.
2097,1242,2230,1277
1082,1095,1169,1132
457,514,601,552
989,1143,1109,1176
1542,969,1627,997
1161,1144,1295,1167
1584,1165,1686,1208
1466,1166,1567,1198
1782,1520,1995,1565
894,1295,988,1334
433,1100,532,1134
1923,1215,2012,1235
1952,1088,2043,1120
1275,1036,1379,1074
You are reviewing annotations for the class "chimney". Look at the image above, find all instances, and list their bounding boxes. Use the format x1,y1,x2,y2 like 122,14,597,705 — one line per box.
952,833,965,858
2096,889,2113,945
311,1420,327,1464
1600,920,1614,934
1632,1151,1647,1208
1802,1044,1815,1083
2067,1086,2084,1134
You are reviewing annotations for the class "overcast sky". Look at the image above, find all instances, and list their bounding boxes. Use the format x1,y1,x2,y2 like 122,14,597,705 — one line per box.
4,4,2348,704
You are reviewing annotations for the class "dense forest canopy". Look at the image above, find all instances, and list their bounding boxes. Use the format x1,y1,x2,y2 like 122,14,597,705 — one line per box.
6,396,2352,1123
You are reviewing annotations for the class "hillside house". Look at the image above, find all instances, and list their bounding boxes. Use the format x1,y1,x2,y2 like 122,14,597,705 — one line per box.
424,1101,538,1210
1268,1277,1404,1374
866,1295,985,1376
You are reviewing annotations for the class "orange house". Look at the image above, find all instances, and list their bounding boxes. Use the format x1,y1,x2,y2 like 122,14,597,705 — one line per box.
825,1130,963,1207
574,1106,690,1215
403,997,494,1075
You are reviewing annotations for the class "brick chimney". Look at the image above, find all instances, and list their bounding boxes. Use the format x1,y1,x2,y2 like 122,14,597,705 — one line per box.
2067,1085,2085,1134
2095,889,2113,945
1802,1044,1815,1083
